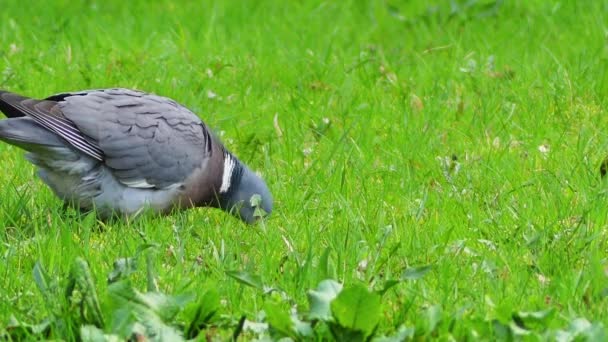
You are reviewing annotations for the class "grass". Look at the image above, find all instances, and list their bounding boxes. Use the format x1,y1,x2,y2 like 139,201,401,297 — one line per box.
1,0,608,339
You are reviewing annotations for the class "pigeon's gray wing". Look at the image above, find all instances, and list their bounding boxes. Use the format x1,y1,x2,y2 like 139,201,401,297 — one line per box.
51,88,213,189
0,91,105,159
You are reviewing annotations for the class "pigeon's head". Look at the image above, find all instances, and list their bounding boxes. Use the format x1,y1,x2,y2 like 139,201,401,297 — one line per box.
218,155,273,224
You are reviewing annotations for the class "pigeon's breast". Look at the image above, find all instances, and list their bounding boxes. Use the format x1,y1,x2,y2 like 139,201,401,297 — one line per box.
176,140,225,208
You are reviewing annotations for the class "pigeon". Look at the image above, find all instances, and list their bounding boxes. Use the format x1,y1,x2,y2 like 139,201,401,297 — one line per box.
0,88,272,224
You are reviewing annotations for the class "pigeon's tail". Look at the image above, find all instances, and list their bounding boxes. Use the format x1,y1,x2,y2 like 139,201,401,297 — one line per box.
0,90,31,118
0,116,65,151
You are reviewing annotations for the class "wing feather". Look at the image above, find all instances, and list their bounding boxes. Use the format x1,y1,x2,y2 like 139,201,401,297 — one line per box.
0,92,104,160
56,89,213,189
0,88,215,190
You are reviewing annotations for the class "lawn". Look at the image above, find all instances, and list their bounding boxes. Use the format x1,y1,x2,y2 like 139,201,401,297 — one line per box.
1,0,608,340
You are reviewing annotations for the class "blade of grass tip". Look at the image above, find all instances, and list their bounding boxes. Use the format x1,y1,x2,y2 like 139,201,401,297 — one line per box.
186,306,204,339
2,182,32,228
32,261,49,293
135,243,160,257
318,247,332,280
303,118,358,178
225,270,264,291
72,258,105,328
32,261,53,305
231,315,246,342
146,251,159,293
65,270,76,301
186,289,220,339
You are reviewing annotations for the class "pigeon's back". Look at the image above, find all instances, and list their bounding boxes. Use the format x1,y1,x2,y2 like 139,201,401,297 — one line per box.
0,88,226,217
0,88,273,223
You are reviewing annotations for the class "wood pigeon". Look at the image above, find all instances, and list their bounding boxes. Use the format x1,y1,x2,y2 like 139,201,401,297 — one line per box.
0,88,272,224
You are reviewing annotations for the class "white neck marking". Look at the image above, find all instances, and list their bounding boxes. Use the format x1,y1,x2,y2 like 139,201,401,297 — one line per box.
220,154,236,193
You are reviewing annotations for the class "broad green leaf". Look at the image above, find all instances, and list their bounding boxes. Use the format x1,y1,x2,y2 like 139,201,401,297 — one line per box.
373,325,415,342
242,319,268,334
578,322,606,341
142,292,183,321
80,325,122,342
568,318,592,334
330,284,382,338
307,279,343,321
329,323,367,342
226,270,264,291
401,265,432,281
292,314,314,338
264,301,295,339
108,282,184,341
135,311,184,342
107,307,134,337
553,318,607,341
107,258,137,283
111,282,182,322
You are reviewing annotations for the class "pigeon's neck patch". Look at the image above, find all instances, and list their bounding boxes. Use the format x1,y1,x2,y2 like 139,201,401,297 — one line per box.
220,152,241,194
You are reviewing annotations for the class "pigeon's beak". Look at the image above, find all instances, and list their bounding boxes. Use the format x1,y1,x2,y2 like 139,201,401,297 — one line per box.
218,161,272,224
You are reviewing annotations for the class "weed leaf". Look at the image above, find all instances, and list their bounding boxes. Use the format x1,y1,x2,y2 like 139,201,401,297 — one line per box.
80,325,122,342
307,279,343,321
264,301,295,339
373,325,416,342
330,284,381,339
226,270,264,291
108,281,184,341
401,265,432,281
107,258,137,283
292,314,314,338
